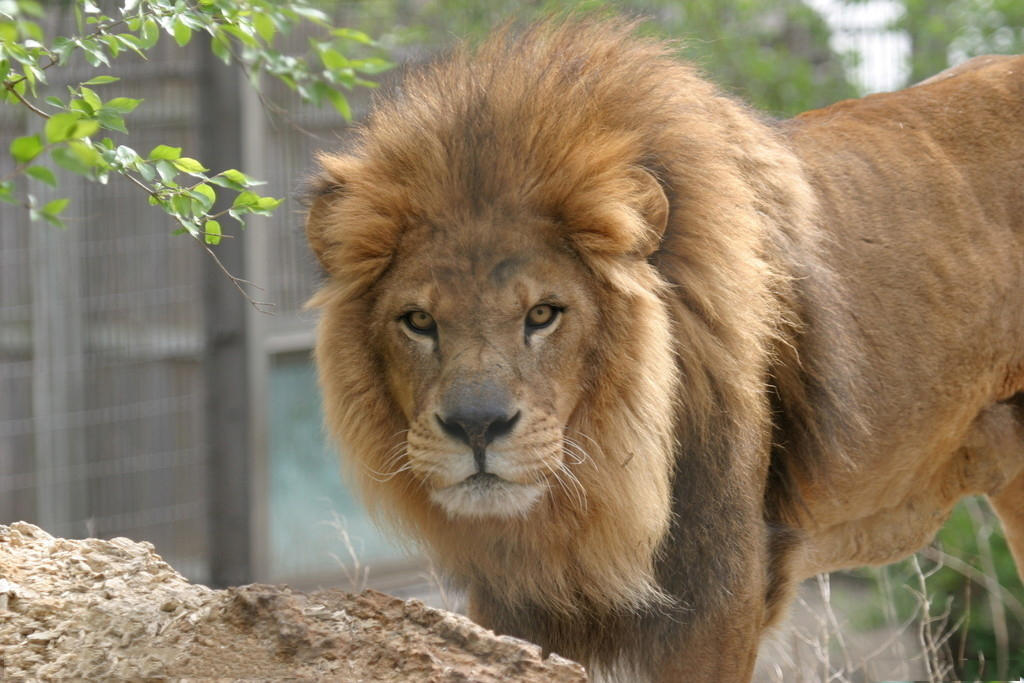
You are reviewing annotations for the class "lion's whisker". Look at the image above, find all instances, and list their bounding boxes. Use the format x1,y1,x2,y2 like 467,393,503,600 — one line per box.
365,459,413,483
557,462,588,513
542,456,587,513
565,429,604,464
561,438,591,466
542,460,574,509
365,435,415,482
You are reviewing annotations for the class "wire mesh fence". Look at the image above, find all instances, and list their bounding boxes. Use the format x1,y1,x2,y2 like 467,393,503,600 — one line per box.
1,32,211,579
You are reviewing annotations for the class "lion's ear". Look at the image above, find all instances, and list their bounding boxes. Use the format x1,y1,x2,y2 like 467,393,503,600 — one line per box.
631,168,669,256
305,153,357,274
564,167,670,258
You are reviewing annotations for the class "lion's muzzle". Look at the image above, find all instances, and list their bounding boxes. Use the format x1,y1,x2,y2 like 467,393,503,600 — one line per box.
436,379,520,472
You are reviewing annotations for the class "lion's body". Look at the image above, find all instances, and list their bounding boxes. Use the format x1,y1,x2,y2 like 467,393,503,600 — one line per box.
785,65,1024,578
306,21,1024,682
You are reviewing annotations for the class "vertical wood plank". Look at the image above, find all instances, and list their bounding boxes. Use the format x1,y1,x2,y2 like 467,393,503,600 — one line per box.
199,43,252,587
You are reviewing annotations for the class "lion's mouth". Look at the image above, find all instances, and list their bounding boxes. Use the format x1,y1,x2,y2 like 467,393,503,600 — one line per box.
465,472,501,486
429,472,543,519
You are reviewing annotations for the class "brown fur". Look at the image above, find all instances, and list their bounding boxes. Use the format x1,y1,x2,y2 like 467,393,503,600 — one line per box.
306,20,1024,682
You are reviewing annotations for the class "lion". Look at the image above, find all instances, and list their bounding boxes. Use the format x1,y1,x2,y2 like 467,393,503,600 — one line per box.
304,19,1024,682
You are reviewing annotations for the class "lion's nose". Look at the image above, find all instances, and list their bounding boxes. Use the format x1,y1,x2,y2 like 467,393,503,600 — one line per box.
437,409,520,447
436,398,520,472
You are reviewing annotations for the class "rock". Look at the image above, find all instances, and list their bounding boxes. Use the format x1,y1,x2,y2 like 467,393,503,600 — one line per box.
0,522,586,681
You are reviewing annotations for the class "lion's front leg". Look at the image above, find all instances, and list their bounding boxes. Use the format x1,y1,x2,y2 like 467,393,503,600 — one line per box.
468,586,767,683
650,595,765,683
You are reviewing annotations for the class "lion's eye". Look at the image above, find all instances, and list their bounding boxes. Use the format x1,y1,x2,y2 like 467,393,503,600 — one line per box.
525,304,559,330
402,310,436,334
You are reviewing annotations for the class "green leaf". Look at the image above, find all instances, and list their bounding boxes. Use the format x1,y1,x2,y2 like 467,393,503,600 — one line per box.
114,33,146,58
353,57,393,75
252,13,275,44
18,1,44,17
104,97,141,114
112,145,140,168
251,195,283,216
211,29,230,64
325,88,351,120
25,165,57,186
81,75,119,85
221,23,258,49
52,146,91,175
24,61,46,86
42,197,69,216
139,18,159,49
172,17,192,47
290,5,329,24
148,145,181,161
319,47,348,71
226,169,252,184
66,140,103,169
203,219,221,245
102,34,121,58
40,212,65,228
70,97,94,116
191,183,215,212
44,112,81,143
97,110,127,133
171,157,207,174
0,181,16,204
212,168,253,188
10,134,43,162
52,36,74,64
231,190,259,208
172,193,192,219
330,27,374,45
208,176,241,190
81,40,109,67
155,160,178,184
256,196,282,209
136,161,155,182
70,119,100,139
176,12,204,31
19,19,44,42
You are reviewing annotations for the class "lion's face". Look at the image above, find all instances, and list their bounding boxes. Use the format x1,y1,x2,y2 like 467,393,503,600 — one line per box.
370,211,600,519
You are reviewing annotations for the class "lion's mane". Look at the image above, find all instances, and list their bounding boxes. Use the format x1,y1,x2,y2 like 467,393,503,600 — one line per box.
306,19,864,671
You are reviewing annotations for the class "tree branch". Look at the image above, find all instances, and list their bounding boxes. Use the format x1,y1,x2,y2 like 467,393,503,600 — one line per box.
202,240,274,313
3,81,49,118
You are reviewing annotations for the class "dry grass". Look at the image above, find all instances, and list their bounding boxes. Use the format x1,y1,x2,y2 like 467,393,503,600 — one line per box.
324,511,371,593
758,499,1023,683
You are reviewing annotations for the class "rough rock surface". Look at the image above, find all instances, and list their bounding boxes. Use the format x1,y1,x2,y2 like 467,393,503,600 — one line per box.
0,522,586,680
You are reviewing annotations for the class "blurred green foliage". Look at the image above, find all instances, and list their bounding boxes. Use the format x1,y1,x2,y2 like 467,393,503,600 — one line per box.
331,0,859,116
863,0,1024,83
334,0,1024,112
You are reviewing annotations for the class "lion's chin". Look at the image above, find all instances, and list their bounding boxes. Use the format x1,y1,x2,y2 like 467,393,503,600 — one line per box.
429,473,544,519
